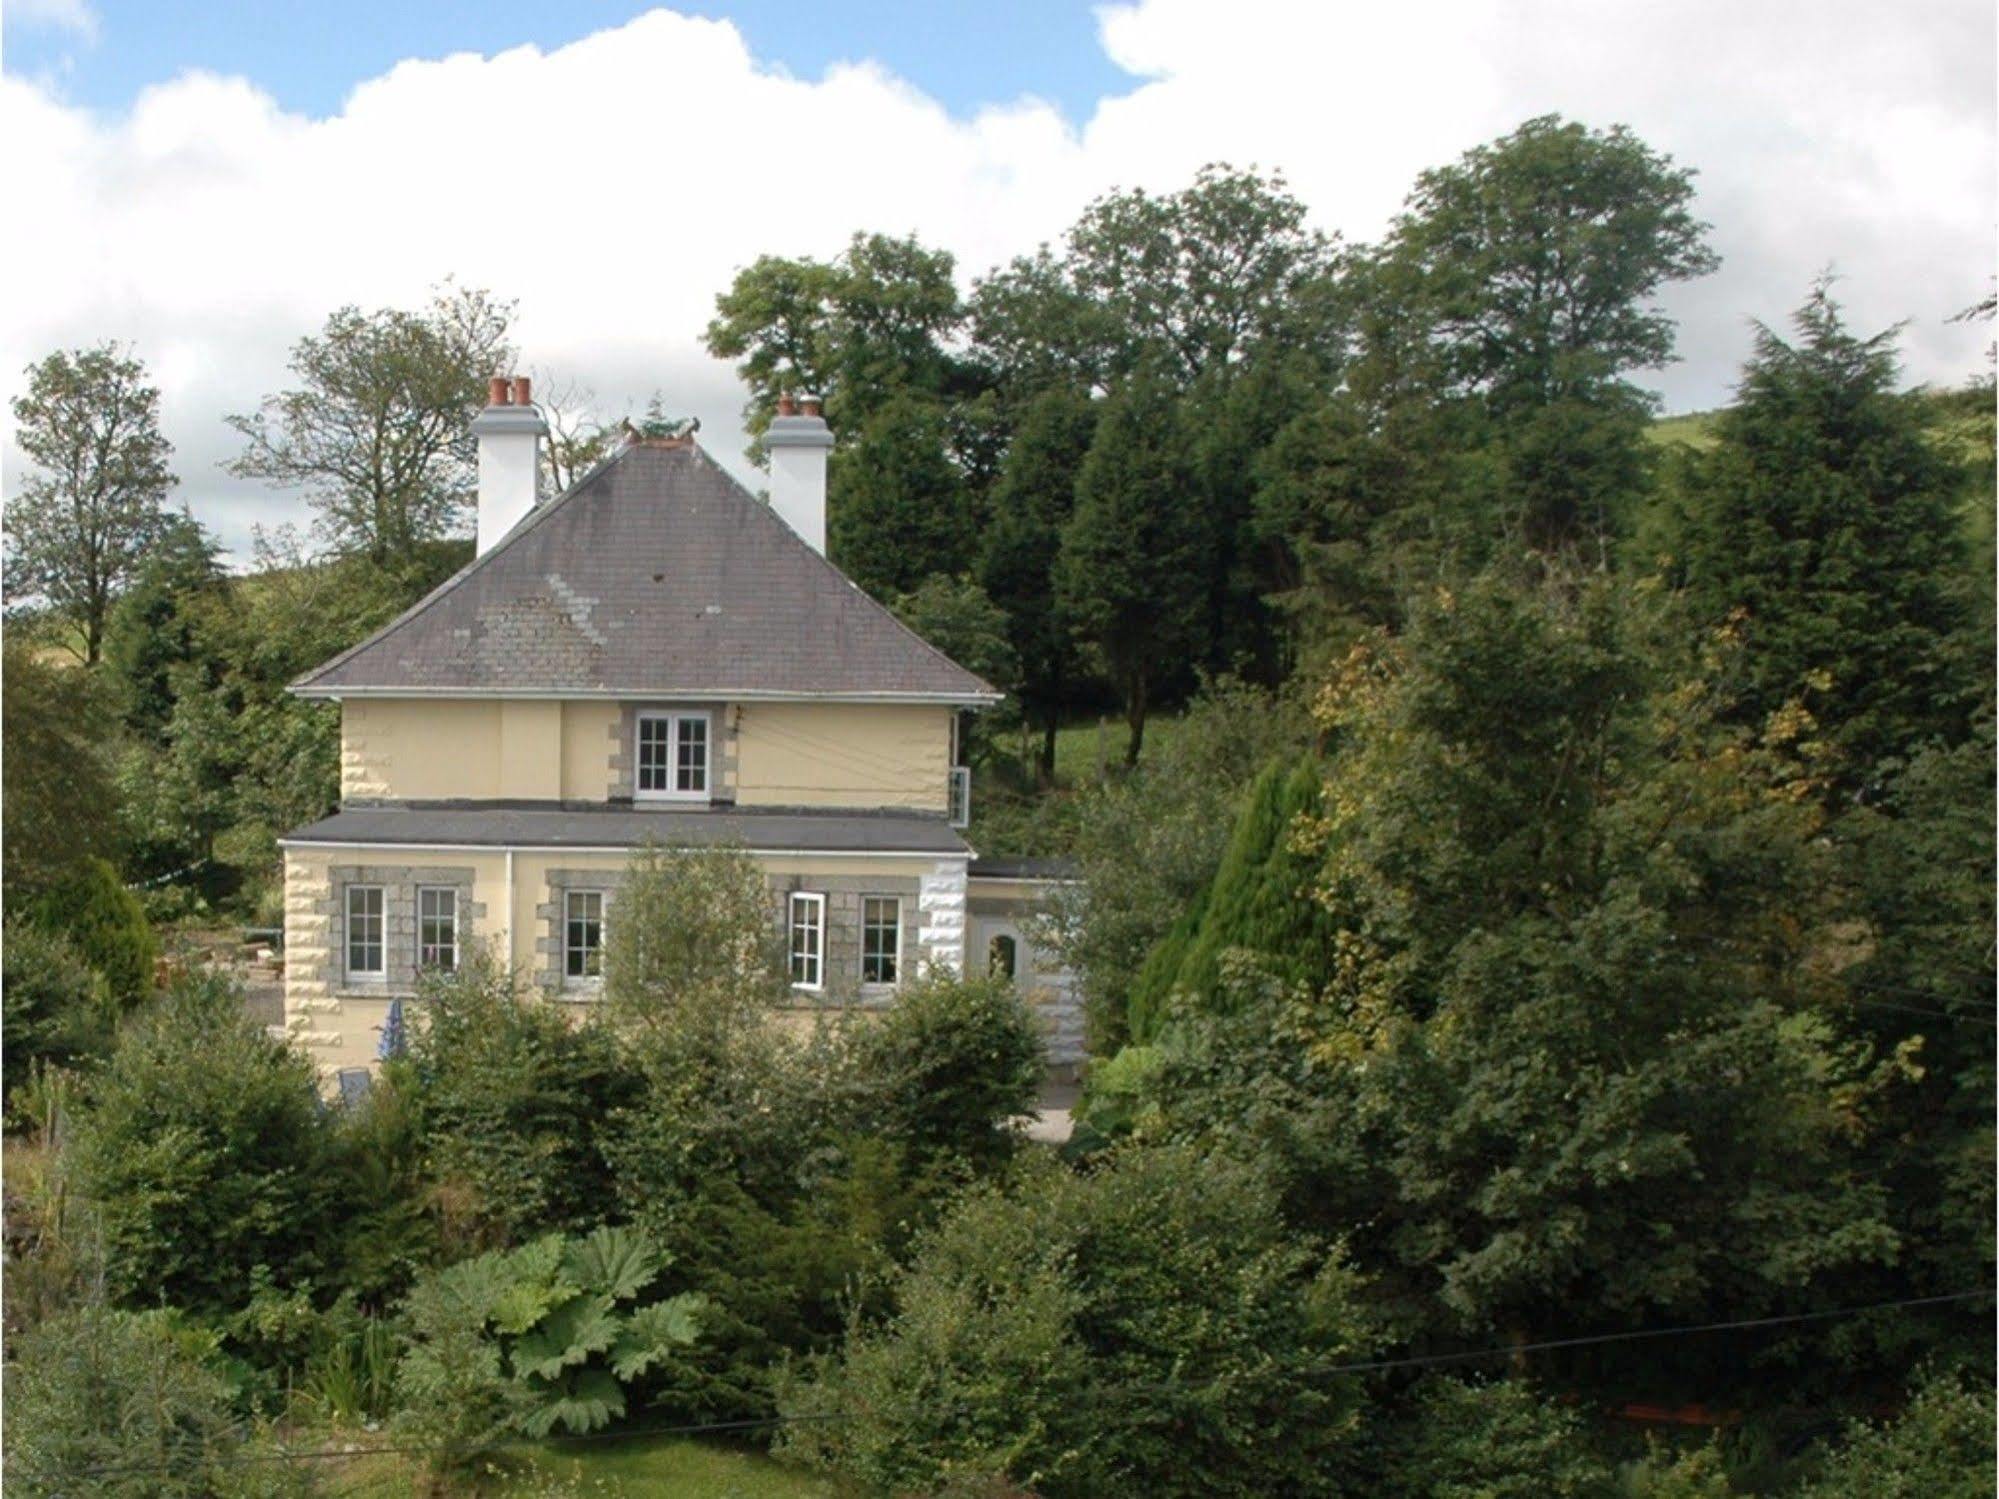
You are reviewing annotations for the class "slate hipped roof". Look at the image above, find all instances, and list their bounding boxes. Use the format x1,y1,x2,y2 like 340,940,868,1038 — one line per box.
291,440,999,702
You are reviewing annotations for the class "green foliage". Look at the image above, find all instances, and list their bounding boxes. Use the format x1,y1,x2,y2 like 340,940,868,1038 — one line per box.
1375,1377,1613,1497
100,510,229,743
393,1225,704,1476
407,956,638,1243
1659,285,1972,791
830,394,975,597
3,343,177,664
892,572,1019,698
1,638,117,894
25,856,157,1008
227,282,514,565
1795,1368,1996,1498
66,971,338,1309
849,970,1043,1171
602,843,789,1044
977,385,1097,778
1125,754,1337,1040
1057,369,1211,763
4,1303,314,1499
781,1144,1374,1498
2,918,113,1105
1041,678,1312,1050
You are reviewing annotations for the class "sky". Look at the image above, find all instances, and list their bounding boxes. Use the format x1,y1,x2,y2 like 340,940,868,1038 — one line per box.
2,0,1993,562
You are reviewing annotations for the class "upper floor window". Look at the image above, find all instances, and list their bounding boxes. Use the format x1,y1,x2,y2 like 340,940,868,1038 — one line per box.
346,885,385,979
417,886,458,973
861,896,901,987
636,712,709,800
788,891,825,991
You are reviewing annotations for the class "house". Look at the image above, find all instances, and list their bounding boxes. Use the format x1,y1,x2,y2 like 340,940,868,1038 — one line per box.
279,377,1081,1081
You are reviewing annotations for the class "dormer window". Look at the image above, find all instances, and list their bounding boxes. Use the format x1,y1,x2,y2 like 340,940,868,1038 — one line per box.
636,711,710,800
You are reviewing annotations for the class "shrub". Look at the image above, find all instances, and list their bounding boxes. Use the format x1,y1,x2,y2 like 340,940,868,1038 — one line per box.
1,918,113,1105
602,843,787,1047
850,970,1043,1170
1372,1377,1613,1498
1795,1368,1996,1498
393,1226,704,1480
3,1302,314,1498
65,971,338,1310
779,1144,1375,1497
26,857,158,1008
407,956,639,1244
322,1060,440,1305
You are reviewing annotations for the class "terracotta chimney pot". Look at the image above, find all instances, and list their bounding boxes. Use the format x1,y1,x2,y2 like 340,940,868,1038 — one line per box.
511,375,532,406
487,376,510,406
775,393,798,418
801,395,822,417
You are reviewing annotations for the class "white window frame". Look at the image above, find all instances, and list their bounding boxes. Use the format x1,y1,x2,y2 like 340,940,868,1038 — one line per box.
947,766,972,829
416,885,459,973
345,884,385,980
563,889,606,986
635,711,711,802
861,896,901,988
788,892,826,992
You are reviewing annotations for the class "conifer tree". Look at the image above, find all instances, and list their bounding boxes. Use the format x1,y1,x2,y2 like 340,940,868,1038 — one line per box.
1663,285,1971,793
1056,371,1210,765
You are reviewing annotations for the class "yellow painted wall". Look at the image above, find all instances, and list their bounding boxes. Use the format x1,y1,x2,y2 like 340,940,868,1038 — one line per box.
561,702,619,799
342,698,952,810
734,702,950,811
341,699,502,801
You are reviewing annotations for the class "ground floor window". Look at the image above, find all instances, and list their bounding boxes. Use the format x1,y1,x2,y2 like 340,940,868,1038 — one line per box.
346,885,384,978
417,886,459,972
565,890,605,981
861,896,901,986
789,892,825,990
988,932,1018,980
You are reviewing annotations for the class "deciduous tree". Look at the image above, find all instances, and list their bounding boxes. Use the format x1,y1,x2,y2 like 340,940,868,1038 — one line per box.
227,282,513,566
3,344,176,664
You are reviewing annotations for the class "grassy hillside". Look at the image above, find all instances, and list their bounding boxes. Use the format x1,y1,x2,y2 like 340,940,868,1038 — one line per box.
331,1434,853,1496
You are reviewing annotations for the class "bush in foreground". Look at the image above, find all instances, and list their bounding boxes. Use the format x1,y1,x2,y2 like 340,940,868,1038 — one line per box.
779,1143,1374,1497
65,972,337,1309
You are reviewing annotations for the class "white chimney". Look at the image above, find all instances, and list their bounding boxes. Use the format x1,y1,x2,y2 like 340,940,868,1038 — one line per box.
472,375,548,554
765,393,834,554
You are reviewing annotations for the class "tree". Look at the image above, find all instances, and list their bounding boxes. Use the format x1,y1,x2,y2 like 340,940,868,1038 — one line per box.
706,232,965,441
779,1145,1374,1498
977,385,1098,780
1056,370,1210,764
1375,115,1717,551
0,639,117,895
99,511,228,743
828,395,974,597
66,973,339,1310
1388,115,1716,404
891,573,1016,691
1660,286,1972,792
3,344,176,664
227,282,514,566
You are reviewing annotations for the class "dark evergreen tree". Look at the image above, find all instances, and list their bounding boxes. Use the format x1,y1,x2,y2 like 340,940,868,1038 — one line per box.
100,510,228,744
1056,371,1210,765
1662,286,1972,793
828,396,972,599
977,385,1098,780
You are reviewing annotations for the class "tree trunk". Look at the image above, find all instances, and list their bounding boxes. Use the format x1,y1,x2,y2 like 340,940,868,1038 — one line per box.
1038,716,1059,788
1123,672,1147,768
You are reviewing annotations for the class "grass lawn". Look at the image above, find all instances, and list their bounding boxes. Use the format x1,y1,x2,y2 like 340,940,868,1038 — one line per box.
328,1434,854,1496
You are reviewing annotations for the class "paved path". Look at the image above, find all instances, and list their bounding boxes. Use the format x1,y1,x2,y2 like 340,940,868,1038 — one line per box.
1023,1078,1080,1145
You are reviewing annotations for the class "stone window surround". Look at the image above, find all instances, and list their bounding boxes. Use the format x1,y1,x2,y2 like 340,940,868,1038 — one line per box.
609,702,740,804
323,864,483,997
537,867,624,997
766,871,920,1005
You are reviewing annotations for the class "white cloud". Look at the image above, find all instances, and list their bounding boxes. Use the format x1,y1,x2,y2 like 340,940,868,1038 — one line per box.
1,2,1990,557
4,0,98,41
